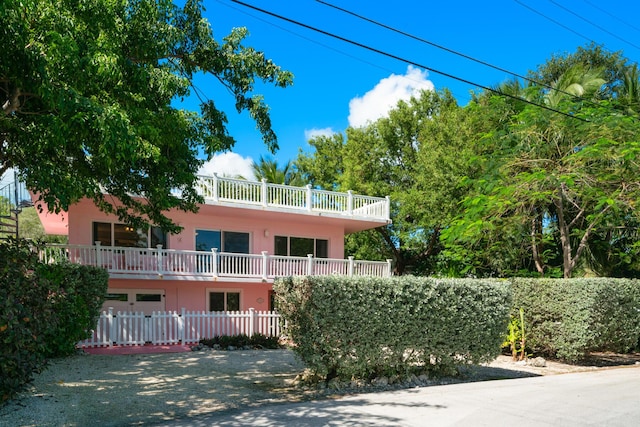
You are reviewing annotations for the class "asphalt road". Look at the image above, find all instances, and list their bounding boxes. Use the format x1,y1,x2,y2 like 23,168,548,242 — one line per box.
158,365,640,426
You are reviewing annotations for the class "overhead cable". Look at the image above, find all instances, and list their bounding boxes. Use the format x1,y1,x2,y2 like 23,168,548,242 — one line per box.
316,0,581,100
230,0,589,122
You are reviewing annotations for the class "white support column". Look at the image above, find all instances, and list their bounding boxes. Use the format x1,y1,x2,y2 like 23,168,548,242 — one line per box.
386,259,393,277
211,248,218,278
347,190,353,215
348,256,355,276
261,251,269,281
307,254,314,276
107,307,114,348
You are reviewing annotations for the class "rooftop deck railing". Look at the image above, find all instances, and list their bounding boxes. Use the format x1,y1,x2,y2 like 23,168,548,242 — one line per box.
39,244,393,280
192,174,391,222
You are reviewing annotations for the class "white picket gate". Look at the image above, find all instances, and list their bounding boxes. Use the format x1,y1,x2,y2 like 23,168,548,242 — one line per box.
78,308,282,348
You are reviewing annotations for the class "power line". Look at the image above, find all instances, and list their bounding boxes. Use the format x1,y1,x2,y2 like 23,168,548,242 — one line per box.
582,0,640,35
548,0,640,53
230,0,589,122
214,0,471,101
316,0,581,101
513,0,595,44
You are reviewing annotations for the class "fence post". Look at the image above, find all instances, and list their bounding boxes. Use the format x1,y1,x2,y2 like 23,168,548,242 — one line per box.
348,256,355,276
211,248,218,278
179,308,185,343
261,178,268,207
386,259,393,276
107,307,114,348
385,195,391,221
261,251,269,280
306,254,314,276
347,190,353,215
249,307,255,337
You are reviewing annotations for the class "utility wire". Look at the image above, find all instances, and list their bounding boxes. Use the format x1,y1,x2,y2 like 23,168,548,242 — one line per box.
316,0,581,100
514,0,595,44
230,0,588,122
582,0,640,34
548,0,640,53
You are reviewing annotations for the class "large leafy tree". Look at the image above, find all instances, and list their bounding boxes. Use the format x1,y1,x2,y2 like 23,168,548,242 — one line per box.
0,0,293,232
444,50,640,278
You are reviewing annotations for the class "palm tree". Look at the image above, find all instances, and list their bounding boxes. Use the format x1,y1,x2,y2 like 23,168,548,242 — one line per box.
251,155,304,186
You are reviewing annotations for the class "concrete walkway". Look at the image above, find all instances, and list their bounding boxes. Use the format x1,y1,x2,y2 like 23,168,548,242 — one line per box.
158,365,640,426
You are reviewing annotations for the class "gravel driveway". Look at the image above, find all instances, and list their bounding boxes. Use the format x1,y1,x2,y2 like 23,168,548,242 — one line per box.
0,349,621,427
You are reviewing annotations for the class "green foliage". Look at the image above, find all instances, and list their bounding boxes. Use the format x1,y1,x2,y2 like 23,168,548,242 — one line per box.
1,0,293,232
510,278,640,362
36,263,108,358
199,333,281,350
274,276,511,381
0,239,108,402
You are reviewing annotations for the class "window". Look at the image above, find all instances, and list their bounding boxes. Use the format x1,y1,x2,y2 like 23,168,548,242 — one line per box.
93,222,167,248
195,230,249,253
209,291,240,312
274,236,328,258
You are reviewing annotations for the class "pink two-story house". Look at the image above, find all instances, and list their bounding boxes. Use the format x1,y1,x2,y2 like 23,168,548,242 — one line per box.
38,174,392,315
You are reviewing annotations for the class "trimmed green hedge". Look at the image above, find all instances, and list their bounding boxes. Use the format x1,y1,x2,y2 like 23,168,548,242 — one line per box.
0,239,108,402
274,276,511,381
510,278,640,361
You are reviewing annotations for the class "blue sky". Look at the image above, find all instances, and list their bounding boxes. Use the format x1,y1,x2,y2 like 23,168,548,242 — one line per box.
192,0,640,179
2,0,639,187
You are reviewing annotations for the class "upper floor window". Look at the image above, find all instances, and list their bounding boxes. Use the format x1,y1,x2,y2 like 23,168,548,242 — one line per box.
195,229,250,253
93,222,167,248
274,236,328,258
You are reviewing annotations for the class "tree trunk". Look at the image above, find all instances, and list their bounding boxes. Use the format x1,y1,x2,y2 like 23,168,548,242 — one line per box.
553,191,573,278
530,215,545,276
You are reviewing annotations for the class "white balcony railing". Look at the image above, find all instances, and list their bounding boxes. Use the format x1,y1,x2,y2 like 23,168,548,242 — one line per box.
190,174,391,222
39,244,393,280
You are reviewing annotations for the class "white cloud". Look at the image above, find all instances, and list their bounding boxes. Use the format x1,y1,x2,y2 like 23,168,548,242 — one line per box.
304,127,335,141
348,65,435,128
198,152,255,181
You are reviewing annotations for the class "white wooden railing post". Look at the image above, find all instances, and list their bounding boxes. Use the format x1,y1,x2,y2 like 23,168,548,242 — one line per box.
156,244,163,274
386,259,393,276
261,251,269,280
348,256,355,276
212,173,219,202
261,178,268,207
95,241,102,267
347,190,353,215
211,248,218,278
307,254,314,275
306,184,312,211
385,195,391,221
249,307,255,337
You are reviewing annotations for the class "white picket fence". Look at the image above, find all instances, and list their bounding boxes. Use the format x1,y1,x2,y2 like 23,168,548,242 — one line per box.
78,308,282,348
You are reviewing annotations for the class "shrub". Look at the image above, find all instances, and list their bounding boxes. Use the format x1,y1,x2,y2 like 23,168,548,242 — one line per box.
0,239,53,402
199,333,281,349
0,239,109,402
37,263,108,358
510,278,640,362
274,276,511,381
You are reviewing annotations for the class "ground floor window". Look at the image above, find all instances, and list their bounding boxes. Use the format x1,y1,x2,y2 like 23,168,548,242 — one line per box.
274,236,328,258
209,291,241,312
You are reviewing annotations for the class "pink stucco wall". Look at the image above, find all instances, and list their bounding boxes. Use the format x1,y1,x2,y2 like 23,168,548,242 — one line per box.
68,199,346,257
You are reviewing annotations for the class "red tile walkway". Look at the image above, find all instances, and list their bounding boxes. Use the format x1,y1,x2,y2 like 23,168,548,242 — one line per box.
81,344,193,355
